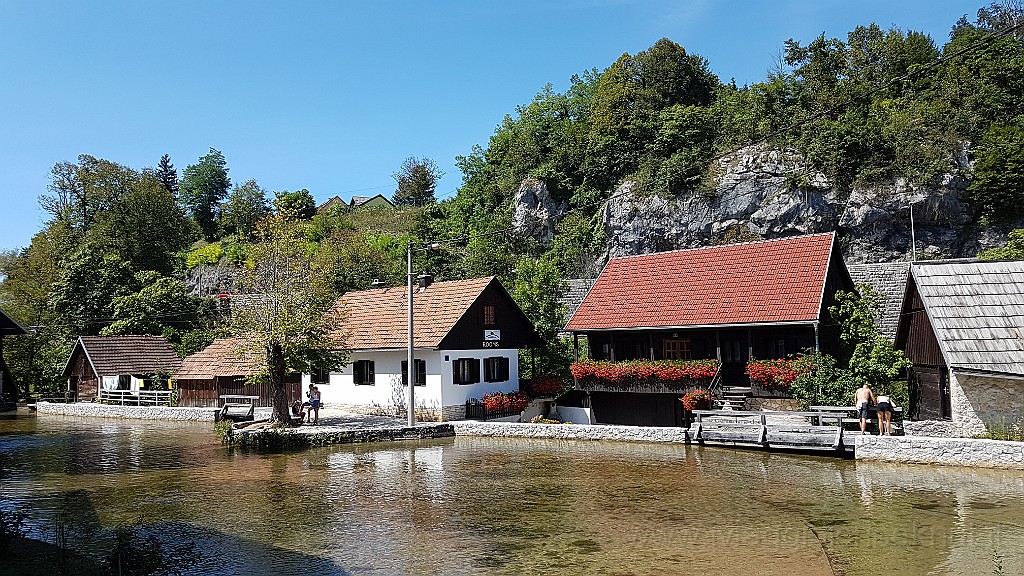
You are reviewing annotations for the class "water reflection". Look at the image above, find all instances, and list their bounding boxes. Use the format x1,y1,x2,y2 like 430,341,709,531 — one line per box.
2,413,1023,575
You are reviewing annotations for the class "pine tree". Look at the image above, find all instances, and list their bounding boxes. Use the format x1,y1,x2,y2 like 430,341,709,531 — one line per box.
156,154,179,197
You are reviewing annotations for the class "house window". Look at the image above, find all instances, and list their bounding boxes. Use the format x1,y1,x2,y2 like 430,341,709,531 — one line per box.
453,358,481,385
663,339,691,360
482,304,497,325
484,356,510,382
401,359,427,387
353,360,375,385
311,366,331,385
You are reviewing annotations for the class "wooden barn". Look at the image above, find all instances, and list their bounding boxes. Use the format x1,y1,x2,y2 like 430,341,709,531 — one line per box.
62,336,181,402
1,307,29,405
564,233,855,426
173,338,302,408
895,260,1024,435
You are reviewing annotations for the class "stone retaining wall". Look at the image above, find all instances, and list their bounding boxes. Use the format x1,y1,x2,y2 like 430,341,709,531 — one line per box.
229,423,455,448
36,402,220,422
855,435,1024,470
452,421,689,443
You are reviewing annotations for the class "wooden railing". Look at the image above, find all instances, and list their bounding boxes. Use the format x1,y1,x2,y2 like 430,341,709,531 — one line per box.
98,389,173,407
687,409,852,451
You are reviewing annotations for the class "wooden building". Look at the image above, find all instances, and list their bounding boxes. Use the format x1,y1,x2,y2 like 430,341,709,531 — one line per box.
564,233,854,426
311,276,541,421
0,307,29,404
895,260,1024,435
173,338,302,408
62,336,181,402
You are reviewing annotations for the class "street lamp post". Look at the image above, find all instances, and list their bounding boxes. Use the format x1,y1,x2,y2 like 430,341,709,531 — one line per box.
407,241,440,426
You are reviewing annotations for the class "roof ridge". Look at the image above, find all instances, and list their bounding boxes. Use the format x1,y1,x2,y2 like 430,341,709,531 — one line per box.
342,275,494,297
608,232,835,262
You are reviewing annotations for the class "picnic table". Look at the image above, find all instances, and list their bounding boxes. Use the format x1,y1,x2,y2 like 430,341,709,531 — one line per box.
219,395,259,420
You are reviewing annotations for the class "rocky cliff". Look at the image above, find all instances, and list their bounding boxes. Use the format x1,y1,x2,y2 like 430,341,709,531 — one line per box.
513,145,1017,269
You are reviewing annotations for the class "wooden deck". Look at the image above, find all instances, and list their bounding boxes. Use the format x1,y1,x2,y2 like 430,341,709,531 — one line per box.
685,410,855,453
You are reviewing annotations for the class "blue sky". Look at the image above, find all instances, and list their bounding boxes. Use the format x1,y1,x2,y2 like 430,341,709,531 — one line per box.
0,0,979,252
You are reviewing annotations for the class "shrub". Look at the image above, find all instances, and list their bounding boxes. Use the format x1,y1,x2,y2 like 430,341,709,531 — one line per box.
481,391,530,413
529,374,565,397
185,243,224,268
680,389,714,410
745,357,807,389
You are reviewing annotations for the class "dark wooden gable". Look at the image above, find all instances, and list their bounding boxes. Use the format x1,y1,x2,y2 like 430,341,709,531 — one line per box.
895,274,945,367
438,279,542,350
62,340,98,380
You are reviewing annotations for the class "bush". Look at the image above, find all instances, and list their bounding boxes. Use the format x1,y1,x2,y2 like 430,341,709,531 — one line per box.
185,244,224,268
680,389,714,410
481,392,530,413
745,357,807,389
529,374,565,397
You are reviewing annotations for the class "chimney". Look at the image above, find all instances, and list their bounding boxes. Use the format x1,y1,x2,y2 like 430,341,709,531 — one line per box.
371,279,387,289
417,274,433,290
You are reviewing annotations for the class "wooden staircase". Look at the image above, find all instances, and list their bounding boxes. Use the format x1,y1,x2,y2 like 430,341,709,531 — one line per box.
714,386,751,411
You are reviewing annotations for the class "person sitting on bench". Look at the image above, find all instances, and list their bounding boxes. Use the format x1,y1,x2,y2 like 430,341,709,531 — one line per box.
290,400,308,423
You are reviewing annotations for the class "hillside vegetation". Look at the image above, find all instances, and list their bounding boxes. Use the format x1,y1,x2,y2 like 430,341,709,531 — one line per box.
1,3,1022,398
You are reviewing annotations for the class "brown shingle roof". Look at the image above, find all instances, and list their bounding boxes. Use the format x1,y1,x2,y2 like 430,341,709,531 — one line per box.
67,336,181,376
174,338,262,380
330,277,494,350
566,233,836,330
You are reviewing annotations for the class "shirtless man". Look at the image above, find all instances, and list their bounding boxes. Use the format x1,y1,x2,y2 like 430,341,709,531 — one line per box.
854,383,876,435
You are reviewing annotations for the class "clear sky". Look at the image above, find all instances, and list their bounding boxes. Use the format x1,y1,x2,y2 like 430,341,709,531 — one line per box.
0,0,980,252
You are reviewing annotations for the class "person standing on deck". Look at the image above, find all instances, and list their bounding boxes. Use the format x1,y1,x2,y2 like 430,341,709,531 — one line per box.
854,383,876,435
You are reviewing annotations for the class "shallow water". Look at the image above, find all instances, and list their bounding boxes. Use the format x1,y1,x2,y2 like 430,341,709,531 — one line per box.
2,412,1023,575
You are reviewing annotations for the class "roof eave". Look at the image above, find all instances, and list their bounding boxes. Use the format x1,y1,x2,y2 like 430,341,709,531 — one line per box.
567,319,820,332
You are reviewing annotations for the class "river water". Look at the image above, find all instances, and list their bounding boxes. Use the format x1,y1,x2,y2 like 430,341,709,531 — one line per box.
2,412,1023,575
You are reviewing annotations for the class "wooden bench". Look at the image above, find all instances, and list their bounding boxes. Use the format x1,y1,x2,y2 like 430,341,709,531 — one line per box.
809,405,904,434
219,395,259,421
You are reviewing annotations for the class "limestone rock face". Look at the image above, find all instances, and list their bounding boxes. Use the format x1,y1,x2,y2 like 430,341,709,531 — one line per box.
186,265,237,297
511,178,565,244
591,144,1016,264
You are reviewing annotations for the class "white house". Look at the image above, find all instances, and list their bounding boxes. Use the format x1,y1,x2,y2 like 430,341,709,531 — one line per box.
307,276,541,421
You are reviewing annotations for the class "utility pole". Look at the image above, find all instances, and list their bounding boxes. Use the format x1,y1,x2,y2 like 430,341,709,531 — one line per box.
406,241,440,426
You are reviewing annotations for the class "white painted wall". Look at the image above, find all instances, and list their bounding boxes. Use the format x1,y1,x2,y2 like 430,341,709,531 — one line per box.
304,348,520,412
439,348,520,406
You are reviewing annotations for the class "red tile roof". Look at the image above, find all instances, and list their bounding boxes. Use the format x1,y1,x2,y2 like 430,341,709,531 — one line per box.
175,338,261,380
565,233,836,330
329,277,494,350
65,336,181,377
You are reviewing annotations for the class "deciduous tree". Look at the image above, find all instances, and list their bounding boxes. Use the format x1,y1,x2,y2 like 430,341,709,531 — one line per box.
392,157,443,206
229,217,347,424
180,148,231,239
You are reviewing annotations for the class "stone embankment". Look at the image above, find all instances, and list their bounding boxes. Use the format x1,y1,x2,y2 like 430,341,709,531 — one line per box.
226,422,455,448
35,401,219,422
452,421,690,443
855,435,1024,470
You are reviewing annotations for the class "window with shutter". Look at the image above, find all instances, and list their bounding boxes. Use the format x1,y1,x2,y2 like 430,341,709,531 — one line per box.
354,360,375,385
401,359,427,386
453,358,481,385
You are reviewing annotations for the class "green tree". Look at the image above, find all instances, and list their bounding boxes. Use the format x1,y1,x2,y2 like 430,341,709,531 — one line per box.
49,245,137,337
155,153,179,197
39,155,137,234
222,179,271,236
979,228,1024,260
272,189,316,220
229,217,348,424
100,273,209,337
966,120,1024,222
511,257,571,379
392,157,443,206
180,148,231,239
829,286,912,391
91,173,198,274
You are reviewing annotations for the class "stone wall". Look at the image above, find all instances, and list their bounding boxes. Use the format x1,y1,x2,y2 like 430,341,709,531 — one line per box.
746,397,799,411
452,421,689,443
951,372,1024,436
36,401,220,422
855,435,1024,470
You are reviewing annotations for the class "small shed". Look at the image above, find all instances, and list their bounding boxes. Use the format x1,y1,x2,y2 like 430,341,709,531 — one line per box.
0,307,29,403
173,338,302,408
62,336,182,402
895,260,1024,435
